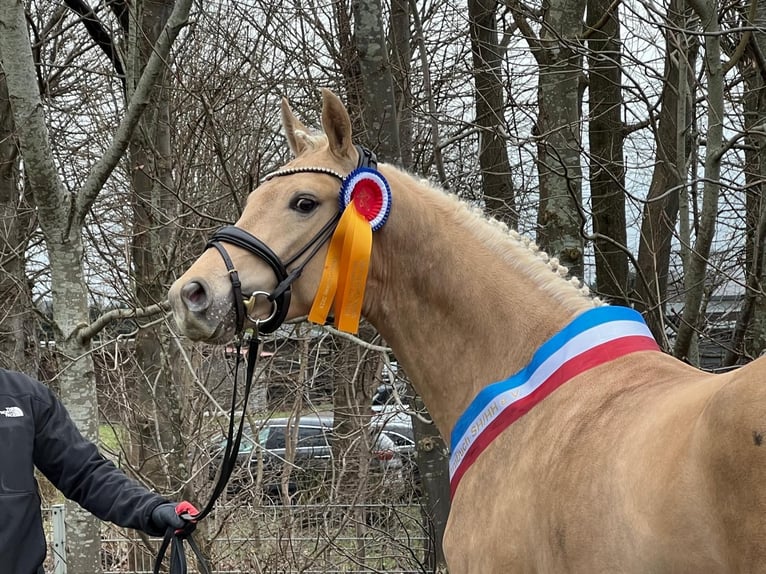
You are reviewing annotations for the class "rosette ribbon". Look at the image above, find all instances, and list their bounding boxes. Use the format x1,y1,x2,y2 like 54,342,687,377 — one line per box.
308,167,391,333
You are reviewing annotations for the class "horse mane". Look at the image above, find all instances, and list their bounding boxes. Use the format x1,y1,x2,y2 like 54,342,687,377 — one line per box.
285,129,602,313
408,172,604,313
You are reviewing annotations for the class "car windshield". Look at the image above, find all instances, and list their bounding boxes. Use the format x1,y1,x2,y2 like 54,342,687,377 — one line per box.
217,425,271,455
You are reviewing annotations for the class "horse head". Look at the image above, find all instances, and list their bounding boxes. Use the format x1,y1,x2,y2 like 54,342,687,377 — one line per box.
169,89,365,343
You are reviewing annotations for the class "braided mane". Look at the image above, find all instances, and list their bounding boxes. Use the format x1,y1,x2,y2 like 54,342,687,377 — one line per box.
408,173,602,313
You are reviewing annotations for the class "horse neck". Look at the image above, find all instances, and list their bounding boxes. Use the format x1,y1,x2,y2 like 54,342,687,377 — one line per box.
364,167,597,440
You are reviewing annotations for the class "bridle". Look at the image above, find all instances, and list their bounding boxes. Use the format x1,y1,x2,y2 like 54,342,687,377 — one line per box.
206,144,378,336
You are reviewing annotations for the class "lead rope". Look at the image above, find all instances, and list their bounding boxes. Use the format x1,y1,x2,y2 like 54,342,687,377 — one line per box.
153,330,260,574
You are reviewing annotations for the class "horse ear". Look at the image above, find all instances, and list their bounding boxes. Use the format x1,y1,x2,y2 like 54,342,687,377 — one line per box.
320,88,355,162
281,97,311,157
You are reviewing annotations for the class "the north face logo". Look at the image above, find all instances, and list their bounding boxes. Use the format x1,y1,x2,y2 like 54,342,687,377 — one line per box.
0,406,24,417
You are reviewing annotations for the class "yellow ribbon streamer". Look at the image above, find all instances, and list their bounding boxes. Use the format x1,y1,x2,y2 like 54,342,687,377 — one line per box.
307,217,346,325
308,204,373,334
335,207,372,333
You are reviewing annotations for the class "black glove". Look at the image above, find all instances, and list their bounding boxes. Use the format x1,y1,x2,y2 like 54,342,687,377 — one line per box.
151,501,199,534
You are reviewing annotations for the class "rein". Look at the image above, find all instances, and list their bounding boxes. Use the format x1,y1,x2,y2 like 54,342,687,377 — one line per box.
154,145,377,573
153,333,259,574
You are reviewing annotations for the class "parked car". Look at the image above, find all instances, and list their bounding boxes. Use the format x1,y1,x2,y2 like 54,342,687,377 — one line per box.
210,414,404,502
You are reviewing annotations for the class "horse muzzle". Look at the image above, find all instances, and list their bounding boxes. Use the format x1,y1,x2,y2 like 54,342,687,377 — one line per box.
169,275,238,342
169,226,292,341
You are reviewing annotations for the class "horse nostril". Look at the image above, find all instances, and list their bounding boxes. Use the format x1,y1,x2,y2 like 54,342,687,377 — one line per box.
180,281,209,312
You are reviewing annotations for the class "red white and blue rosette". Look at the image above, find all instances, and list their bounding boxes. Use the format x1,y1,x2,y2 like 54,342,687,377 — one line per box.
339,167,391,231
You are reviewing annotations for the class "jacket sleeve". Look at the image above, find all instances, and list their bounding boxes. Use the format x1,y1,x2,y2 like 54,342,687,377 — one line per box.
32,384,170,536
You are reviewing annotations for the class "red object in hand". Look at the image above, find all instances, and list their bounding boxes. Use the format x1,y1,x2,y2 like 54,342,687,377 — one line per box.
175,501,200,522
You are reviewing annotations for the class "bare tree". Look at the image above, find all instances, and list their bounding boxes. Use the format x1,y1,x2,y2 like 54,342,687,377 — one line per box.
469,0,517,226
586,0,628,302
726,0,766,364
390,0,413,167
0,0,192,568
512,0,587,279
632,0,696,346
673,0,725,361
125,0,190,500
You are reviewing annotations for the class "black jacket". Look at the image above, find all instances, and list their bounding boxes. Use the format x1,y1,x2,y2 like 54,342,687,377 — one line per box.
0,368,169,573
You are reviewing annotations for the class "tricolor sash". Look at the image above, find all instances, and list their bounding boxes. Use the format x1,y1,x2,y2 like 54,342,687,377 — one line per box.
449,306,659,498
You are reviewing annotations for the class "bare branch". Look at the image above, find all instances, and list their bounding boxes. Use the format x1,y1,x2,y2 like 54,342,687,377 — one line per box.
721,0,756,75
506,0,543,62
73,0,193,225
75,301,170,344
0,0,69,239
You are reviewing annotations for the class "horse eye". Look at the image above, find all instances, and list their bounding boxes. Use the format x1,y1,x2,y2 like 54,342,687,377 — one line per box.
291,196,318,214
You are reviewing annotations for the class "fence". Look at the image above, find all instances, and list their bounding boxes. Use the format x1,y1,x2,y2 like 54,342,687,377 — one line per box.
44,503,431,573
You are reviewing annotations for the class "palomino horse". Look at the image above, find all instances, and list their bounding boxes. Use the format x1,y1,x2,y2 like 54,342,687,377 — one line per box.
169,89,766,572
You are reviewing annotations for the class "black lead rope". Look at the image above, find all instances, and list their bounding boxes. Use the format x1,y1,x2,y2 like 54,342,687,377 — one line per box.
153,333,260,574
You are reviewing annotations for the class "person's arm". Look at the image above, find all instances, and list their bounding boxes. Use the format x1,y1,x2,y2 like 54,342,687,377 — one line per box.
31,384,175,536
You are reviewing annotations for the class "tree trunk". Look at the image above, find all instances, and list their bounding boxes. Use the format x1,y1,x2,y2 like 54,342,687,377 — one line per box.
732,1,766,362
0,4,102,569
389,0,412,168
127,0,189,495
586,0,628,303
330,325,377,506
469,0,516,227
0,62,34,371
633,0,694,346
411,393,450,572
534,0,586,280
673,0,724,361
352,0,402,163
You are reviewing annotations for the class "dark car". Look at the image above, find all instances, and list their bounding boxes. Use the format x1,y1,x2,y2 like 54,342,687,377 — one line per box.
211,414,403,502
